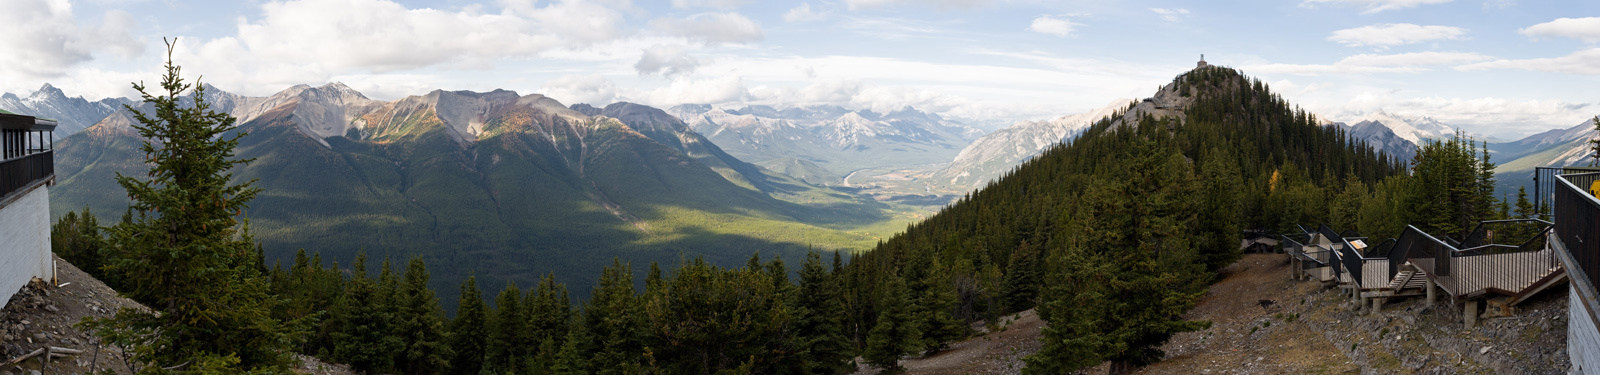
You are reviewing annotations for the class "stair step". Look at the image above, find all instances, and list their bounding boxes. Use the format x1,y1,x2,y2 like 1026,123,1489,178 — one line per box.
1388,270,1414,289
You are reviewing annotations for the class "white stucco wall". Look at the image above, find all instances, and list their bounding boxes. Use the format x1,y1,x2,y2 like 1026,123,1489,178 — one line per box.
0,184,53,308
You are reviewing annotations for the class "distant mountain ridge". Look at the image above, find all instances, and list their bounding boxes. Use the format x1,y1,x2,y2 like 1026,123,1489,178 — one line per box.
668,103,983,185
0,84,132,137
928,99,1134,192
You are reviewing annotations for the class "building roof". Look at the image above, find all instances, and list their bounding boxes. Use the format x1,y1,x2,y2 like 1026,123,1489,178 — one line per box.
0,110,55,131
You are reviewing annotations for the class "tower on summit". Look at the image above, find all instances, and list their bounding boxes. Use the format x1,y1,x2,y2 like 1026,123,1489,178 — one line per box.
1198,54,1208,68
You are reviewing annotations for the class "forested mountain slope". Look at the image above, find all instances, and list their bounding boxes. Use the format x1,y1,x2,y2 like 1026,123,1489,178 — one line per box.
834,65,1405,372
50,84,890,306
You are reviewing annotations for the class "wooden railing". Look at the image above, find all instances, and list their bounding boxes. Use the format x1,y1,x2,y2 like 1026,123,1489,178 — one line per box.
0,150,52,200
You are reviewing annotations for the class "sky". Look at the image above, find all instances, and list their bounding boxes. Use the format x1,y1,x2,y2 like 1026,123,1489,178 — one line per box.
0,0,1596,138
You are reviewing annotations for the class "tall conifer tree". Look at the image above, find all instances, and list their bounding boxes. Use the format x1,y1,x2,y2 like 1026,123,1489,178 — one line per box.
83,38,290,372
792,252,854,374
487,283,526,374
397,258,451,374
449,276,489,375
863,274,920,374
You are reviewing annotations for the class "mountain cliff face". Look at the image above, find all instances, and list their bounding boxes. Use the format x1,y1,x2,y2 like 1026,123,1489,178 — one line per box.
1343,120,1420,163
0,84,132,137
51,84,887,304
928,99,1133,193
667,104,982,185
1352,110,1464,145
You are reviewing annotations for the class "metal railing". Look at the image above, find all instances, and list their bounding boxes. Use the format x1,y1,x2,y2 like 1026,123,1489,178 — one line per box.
1539,167,1600,219
1365,238,1396,258
0,150,53,200
1452,225,1558,296
1556,172,1600,294
1389,220,1557,298
1458,219,1554,251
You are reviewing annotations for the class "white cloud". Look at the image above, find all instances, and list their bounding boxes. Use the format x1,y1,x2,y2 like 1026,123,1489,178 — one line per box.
539,74,619,106
1520,17,1600,43
328,73,446,100
1341,51,1491,66
1328,94,1595,137
1028,15,1078,37
1328,24,1466,48
783,3,830,23
1457,48,1600,75
650,12,764,44
1150,8,1190,22
628,75,749,107
688,52,1175,122
1245,51,1491,75
0,0,143,80
840,16,947,41
174,0,637,96
1301,0,1454,14
671,0,746,10
845,0,992,11
634,45,700,77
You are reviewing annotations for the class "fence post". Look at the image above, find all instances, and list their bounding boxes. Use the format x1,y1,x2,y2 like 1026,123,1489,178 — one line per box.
1426,279,1436,305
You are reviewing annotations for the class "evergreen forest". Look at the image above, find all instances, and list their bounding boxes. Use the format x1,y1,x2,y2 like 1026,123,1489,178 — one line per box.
51,60,1540,374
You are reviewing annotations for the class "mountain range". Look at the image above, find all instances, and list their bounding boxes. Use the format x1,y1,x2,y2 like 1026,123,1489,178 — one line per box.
43,83,897,305
0,84,132,137
11,80,1596,302
667,104,982,187
926,99,1134,192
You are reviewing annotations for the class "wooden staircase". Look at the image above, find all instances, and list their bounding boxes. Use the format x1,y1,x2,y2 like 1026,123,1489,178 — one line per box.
1387,269,1415,290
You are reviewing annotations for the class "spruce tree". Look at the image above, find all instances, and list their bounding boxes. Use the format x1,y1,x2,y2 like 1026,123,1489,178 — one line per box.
1197,147,1244,271
52,206,106,281
586,258,645,374
997,240,1040,313
1514,186,1535,219
792,252,853,375
527,272,572,367
1590,115,1600,167
82,39,290,372
916,258,966,353
449,276,489,375
397,258,452,374
863,274,920,374
487,282,526,374
549,319,593,375
332,253,402,373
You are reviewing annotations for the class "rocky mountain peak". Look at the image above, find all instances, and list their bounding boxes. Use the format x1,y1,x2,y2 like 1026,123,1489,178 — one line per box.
32,83,64,99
